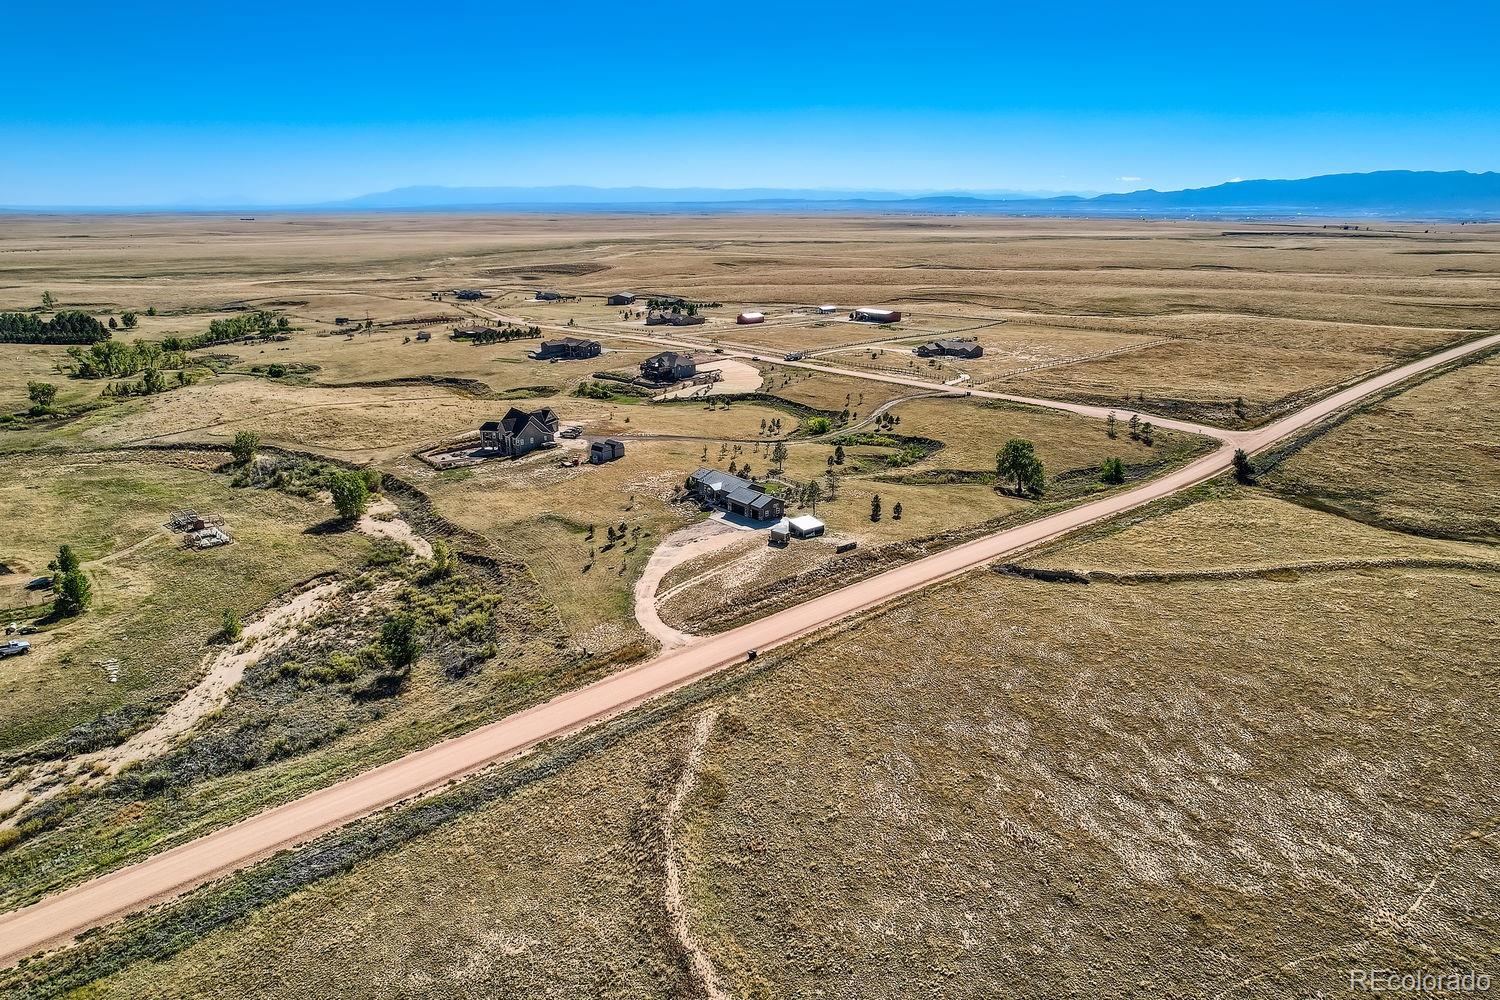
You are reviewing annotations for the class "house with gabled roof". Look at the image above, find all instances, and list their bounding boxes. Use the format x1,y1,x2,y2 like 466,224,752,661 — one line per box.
534,336,601,360
479,407,560,457
914,339,983,359
686,467,786,522
641,351,697,382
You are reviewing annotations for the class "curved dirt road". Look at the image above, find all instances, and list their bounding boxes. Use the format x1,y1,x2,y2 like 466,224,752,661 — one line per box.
1,331,1495,969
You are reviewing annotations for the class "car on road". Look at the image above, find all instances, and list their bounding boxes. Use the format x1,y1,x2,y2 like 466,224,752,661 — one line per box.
784,352,804,361
0,639,31,658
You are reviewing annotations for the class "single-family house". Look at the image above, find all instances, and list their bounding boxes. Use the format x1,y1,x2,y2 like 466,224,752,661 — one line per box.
686,468,786,522
641,351,697,382
535,336,602,360
914,339,983,359
479,407,560,457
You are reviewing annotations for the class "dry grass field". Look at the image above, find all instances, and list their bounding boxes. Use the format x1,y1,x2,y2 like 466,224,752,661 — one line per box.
1263,351,1500,541
1,212,1497,995
28,481,1498,1000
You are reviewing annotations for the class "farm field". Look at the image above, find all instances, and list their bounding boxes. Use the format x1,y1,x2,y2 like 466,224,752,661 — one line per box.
1,212,1498,992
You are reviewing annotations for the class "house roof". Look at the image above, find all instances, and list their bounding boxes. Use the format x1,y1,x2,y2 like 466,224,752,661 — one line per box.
542,336,598,349
485,407,559,435
788,515,825,532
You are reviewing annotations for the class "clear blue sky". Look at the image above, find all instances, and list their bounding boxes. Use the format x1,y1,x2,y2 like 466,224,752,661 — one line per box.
3,0,1496,205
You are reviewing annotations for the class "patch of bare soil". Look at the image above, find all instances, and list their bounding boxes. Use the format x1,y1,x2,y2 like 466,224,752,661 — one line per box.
356,497,434,558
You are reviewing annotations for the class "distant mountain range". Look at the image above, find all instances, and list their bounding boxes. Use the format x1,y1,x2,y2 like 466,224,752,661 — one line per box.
322,184,1088,208
6,171,1497,218
317,171,1500,218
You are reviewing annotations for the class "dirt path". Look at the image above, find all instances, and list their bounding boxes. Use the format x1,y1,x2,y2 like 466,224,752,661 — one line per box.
2,331,1496,968
633,518,751,649
662,709,730,1000
0,581,343,827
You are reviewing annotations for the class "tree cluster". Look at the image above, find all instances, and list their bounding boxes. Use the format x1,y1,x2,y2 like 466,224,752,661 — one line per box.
161,310,292,351
0,310,111,345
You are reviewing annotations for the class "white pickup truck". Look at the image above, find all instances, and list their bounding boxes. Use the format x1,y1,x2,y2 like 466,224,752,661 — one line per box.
0,639,31,658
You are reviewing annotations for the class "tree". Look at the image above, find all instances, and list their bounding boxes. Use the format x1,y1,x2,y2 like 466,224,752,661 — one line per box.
54,567,92,617
1128,414,1140,440
379,613,421,670
359,467,383,495
995,439,1045,496
121,311,138,329
230,430,260,466
771,441,788,471
1140,421,1155,446
52,544,81,576
892,501,903,520
870,493,882,522
108,317,118,330
140,366,167,395
26,381,58,414
1233,448,1257,485
220,608,243,642
328,470,370,521
41,291,55,310
1105,412,1117,439
146,306,157,316
833,444,845,465
1100,456,1126,485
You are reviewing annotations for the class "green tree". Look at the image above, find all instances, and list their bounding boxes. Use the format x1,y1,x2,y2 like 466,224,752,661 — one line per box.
230,430,260,466
870,493,882,522
771,440,788,471
1233,448,1257,485
1140,421,1155,446
359,467,383,495
1128,414,1140,440
220,608,243,642
55,568,92,617
1105,412,1117,438
380,613,421,670
1100,456,1126,485
41,291,55,310
996,439,1045,496
328,470,371,521
141,366,167,395
108,317,118,330
892,501,903,520
121,311,138,329
834,444,845,465
146,305,157,316
26,381,58,414
52,544,81,576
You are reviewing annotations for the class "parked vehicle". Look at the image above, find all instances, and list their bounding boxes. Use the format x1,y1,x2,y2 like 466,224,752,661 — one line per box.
560,426,582,439
784,352,804,361
1,639,31,658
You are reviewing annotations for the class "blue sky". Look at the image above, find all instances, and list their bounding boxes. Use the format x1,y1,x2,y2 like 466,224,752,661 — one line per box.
2,0,1496,205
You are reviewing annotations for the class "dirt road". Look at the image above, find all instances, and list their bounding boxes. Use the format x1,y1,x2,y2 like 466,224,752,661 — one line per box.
1,331,1495,969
